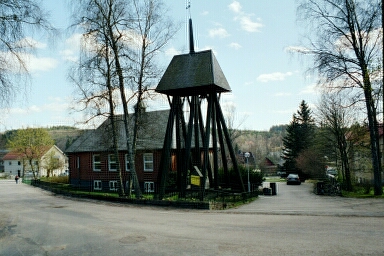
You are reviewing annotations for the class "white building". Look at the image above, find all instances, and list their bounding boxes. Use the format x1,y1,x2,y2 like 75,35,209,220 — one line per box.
3,145,68,178
3,152,23,177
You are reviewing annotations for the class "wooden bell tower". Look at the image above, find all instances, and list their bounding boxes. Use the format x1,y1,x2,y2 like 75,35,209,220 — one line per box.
155,18,245,200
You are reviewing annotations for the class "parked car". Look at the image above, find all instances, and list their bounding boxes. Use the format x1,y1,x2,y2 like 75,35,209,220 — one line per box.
286,174,301,185
326,168,338,176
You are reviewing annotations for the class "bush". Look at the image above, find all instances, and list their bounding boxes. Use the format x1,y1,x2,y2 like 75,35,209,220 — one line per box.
218,165,265,190
42,176,69,184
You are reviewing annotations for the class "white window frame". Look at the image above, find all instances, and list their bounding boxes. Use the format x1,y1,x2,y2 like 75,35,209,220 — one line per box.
108,154,118,171
125,154,131,171
93,154,101,171
109,180,118,191
144,182,154,193
76,156,80,169
143,153,153,172
94,180,102,191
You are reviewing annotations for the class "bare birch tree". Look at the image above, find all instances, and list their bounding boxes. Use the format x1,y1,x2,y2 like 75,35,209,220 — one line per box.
70,28,127,195
296,0,383,195
0,0,55,108
317,92,356,190
71,0,178,198
118,0,178,197
70,0,134,196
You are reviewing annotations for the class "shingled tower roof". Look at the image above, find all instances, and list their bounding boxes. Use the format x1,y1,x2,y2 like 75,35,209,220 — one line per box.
156,50,231,96
156,19,231,96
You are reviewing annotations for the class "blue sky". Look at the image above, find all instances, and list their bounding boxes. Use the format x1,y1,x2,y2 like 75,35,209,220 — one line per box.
0,0,320,132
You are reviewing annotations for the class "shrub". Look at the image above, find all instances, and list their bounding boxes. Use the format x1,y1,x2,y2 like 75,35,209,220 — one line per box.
218,165,265,189
43,176,69,184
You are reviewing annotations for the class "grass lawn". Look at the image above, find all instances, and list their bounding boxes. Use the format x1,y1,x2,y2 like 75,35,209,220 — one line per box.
342,186,384,198
264,177,286,183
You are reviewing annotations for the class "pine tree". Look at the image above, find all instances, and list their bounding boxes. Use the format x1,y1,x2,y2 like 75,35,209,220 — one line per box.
282,100,315,173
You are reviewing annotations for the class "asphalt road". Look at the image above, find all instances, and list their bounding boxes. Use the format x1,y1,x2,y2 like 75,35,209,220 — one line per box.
228,181,384,217
1,180,383,256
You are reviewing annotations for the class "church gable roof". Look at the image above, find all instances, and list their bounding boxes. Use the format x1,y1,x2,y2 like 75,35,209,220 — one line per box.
66,110,170,153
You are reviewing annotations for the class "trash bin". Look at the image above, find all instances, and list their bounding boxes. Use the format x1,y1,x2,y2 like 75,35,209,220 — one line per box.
263,187,272,195
270,182,277,195
316,181,324,195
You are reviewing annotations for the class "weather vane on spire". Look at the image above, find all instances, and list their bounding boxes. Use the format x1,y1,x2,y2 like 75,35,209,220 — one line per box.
186,0,191,17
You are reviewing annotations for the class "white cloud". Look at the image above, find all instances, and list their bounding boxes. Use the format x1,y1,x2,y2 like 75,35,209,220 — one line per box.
285,45,310,54
209,27,230,38
201,11,209,16
28,55,58,72
28,105,42,113
16,37,47,49
229,1,263,32
229,42,242,50
299,84,318,95
0,36,56,74
257,72,293,83
61,33,82,62
0,98,74,131
239,16,263,33
8,107,29,115
228,1,242,13
165,47,181,56
197,45,217,55
7,97,69,115
8,105,41,115
60,49,78,62
121,29,146,49
0,51,57,73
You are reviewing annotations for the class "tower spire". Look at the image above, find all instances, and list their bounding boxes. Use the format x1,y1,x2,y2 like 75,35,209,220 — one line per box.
186,0,191,17
186,1,194,53
189,18,195,54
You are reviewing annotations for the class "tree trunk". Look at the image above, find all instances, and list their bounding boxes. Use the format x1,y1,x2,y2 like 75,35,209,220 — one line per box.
107,22,142,199
339,135,352,191
363,83,383,195
105,46,125,196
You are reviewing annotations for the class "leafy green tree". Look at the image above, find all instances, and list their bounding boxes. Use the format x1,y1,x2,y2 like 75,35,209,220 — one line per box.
7,128,54,179
282,100,315,174
41,150,65,178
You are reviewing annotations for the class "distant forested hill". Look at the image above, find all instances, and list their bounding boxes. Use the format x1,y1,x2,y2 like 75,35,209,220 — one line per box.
1,124,288,160
232,124,288,165
0,126,85,152
46,126,85,151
